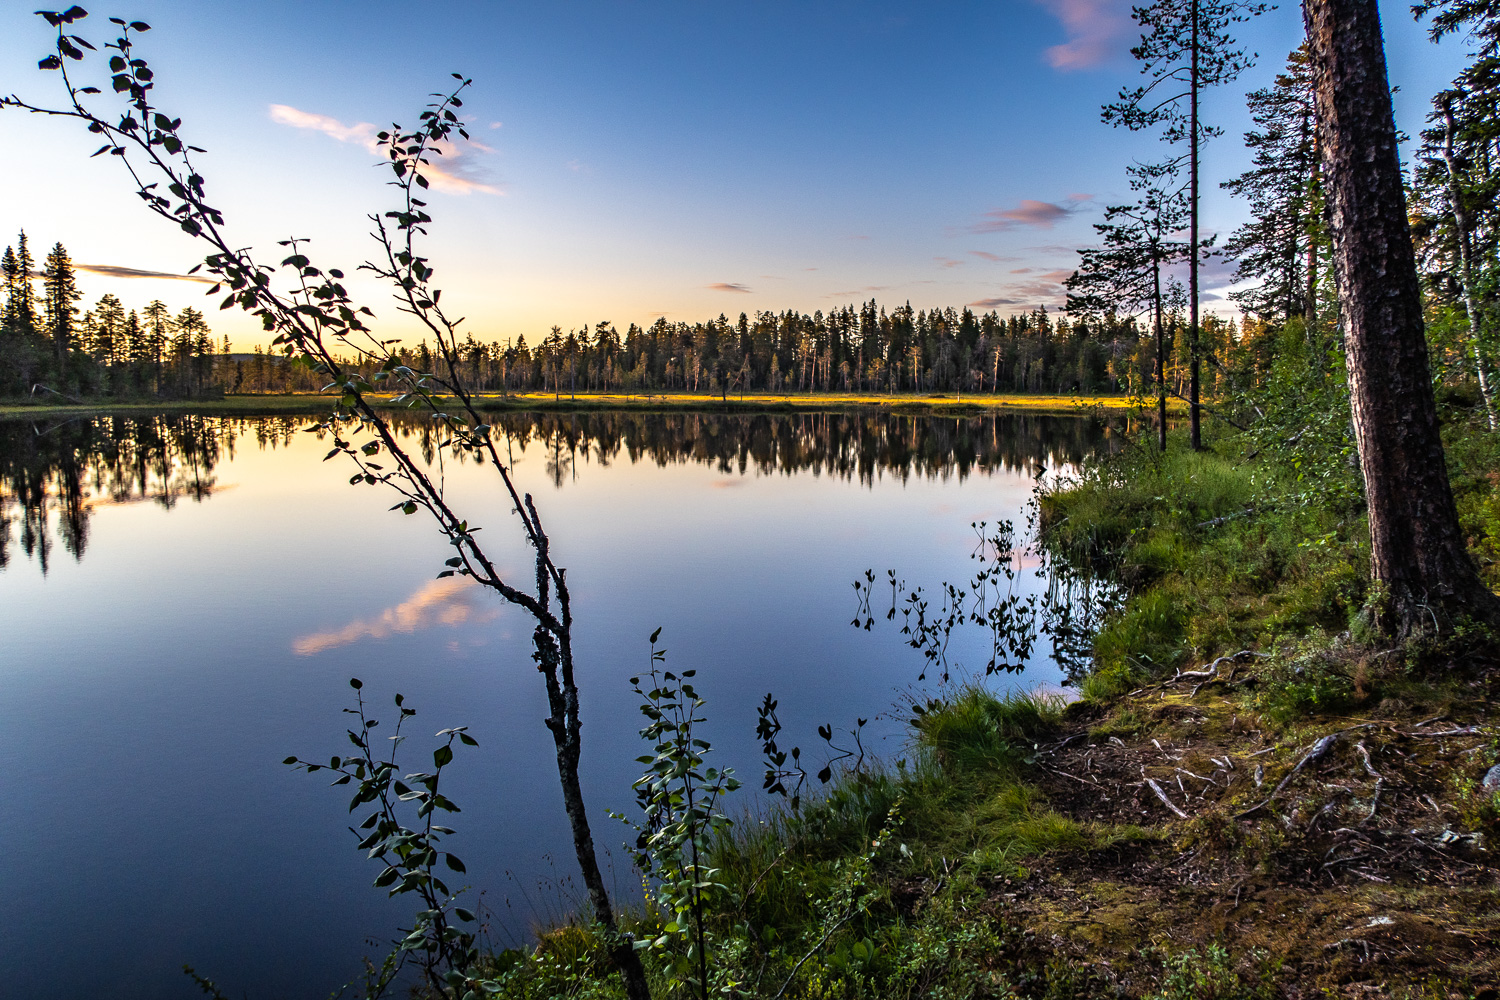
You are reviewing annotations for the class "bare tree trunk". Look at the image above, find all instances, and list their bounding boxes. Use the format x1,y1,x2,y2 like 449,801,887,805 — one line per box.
1188,0,1203,450
533,626,652,1000
1440,95,1497,431
1305,124,1320,338
1304,0,1500,634
1155,262,1167,452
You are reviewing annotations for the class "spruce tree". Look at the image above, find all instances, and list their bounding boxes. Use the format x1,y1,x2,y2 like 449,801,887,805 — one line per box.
41,241,80,377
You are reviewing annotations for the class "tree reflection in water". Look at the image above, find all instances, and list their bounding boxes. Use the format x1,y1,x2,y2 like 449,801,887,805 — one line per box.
0,408,1116,572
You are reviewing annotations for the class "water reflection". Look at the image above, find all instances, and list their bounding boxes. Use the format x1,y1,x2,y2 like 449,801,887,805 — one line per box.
0,413,274,572
0,408,1110,572
292,576,500,655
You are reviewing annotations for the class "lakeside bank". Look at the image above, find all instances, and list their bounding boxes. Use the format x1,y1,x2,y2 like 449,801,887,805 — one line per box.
0,391,1164,420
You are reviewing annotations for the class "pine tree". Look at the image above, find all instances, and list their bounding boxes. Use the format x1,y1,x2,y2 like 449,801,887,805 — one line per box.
142,299,170,390
1305,0,1500,633
5,231,39,338
1104,0,1268,447
1067,161,1193,450
1221,45,1325,330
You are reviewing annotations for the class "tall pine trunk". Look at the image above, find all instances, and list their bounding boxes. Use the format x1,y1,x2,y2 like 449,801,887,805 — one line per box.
1155,261,1168,452
1304,0,1500,634
1188,0,1203,450
1439,95,1497,432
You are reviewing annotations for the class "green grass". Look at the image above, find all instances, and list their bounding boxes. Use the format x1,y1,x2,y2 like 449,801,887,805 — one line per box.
910,685,1065,774
1040,425,1372,702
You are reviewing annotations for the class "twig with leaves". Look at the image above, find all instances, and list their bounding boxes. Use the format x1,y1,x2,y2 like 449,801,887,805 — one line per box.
4,11,652,997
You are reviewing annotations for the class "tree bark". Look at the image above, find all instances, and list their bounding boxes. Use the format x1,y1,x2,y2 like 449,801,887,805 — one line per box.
1303,0,1500,634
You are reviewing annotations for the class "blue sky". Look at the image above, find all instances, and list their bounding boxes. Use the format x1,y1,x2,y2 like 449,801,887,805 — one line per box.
0,1,1472,350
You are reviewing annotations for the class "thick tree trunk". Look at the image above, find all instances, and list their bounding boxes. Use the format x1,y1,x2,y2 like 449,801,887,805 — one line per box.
1304,0,1500,634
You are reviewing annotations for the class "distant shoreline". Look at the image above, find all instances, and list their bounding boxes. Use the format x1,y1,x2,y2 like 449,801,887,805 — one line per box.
0,391,1177,419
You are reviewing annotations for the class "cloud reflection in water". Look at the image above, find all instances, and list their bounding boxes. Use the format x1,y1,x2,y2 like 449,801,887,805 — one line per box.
292,576,500,655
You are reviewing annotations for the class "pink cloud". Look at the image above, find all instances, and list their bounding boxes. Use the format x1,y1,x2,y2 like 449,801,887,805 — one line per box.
269,103,503,196
708,282,752,293
1031,0,1134,70
968,251,1020,262
970,269,1075,311
972,199,1075,232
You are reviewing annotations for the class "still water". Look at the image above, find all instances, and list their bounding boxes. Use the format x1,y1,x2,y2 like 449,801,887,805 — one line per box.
0,407,1107,1000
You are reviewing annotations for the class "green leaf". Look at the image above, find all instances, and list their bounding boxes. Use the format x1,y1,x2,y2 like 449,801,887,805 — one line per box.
445,853,466,873
433,745,454,768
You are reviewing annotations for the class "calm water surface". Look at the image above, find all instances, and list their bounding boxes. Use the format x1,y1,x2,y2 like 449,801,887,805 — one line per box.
1,408,1107,1000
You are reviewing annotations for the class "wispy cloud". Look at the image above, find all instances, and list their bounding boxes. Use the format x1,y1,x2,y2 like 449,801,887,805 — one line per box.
828,284,892,298
968,251,1020,263
935,256,964,269
292,577,500,655
969,269,1075,311
77,263,214,283
269,104,378,149
1031,0,1134,70
972,198,1086,233
707,282,753,293
269,103,503,196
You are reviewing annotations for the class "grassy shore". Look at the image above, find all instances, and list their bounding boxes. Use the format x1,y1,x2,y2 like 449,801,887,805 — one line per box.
0,390,1162,419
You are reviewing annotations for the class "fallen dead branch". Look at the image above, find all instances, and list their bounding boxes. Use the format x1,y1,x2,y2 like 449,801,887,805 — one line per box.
1142,769,1190,819
1355,741,1384,823
1236,733,1338,819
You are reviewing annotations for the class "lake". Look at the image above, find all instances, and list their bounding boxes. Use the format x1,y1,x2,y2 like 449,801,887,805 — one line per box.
0,406,1108,1000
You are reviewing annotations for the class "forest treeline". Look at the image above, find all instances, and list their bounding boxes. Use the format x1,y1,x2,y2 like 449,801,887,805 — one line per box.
0,233,227,398
3,29,1496,412
0,233,1234,399
0,409,1108,572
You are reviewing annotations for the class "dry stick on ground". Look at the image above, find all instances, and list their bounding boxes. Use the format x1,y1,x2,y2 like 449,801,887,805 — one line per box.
1355,740,1385,822
1236,733,1340,819
1142,767,1191,819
